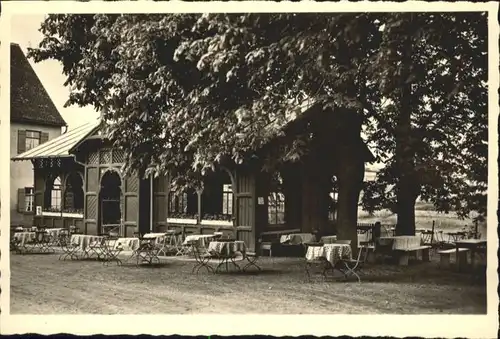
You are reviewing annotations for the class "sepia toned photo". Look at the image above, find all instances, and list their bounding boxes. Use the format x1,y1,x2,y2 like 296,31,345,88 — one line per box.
1,1,498,337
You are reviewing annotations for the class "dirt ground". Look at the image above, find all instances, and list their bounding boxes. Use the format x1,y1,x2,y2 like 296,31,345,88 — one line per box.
9,251,486,314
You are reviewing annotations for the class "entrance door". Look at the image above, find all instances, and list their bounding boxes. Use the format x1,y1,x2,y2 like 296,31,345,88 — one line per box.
99,170,122,236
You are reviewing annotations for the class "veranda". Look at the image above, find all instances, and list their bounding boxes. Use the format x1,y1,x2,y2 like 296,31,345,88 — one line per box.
13,103,374,252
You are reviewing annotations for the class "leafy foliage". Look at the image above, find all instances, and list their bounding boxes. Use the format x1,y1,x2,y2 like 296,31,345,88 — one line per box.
29,13,381,190
360,13,488,221
29,13,487,222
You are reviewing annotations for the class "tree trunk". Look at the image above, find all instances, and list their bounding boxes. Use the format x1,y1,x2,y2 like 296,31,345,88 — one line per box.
336,145,365,252
395,16,418,236
300,163,330,234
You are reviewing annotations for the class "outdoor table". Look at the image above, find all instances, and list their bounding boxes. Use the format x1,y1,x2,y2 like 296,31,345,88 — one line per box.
454,239,487,272
305,243,352,266
13,232,36,253
114,237,140,251
280,233,316,245
183,234,216,248
31,230,54,253
164,230,185,256
70,234,105,259
378,235,422,250
208,240,246,273
446,231,467,243
319,235,337,244
143,232,170,256
305,243,352,279
126,237,161,265
44,228,65,245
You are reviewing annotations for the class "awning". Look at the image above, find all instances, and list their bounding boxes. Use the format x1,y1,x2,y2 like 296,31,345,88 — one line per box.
11,120,99,161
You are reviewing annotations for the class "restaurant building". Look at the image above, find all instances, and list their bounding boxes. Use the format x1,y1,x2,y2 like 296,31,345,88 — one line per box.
13,103,374,251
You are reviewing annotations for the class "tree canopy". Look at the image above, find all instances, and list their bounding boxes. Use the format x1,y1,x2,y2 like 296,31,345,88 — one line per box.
29,12,488,224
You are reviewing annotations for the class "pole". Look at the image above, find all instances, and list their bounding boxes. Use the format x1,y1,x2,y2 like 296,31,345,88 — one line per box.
150,175,153,233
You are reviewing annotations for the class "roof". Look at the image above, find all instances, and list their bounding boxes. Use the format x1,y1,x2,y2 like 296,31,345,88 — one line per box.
11,120,99,161
10,43,67,127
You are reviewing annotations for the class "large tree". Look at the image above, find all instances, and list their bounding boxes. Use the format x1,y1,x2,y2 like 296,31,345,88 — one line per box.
29,12,487,238
30,13,383,245
361,12,488,234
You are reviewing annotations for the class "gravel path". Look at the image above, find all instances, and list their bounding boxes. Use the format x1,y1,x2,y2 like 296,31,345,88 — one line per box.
10,253,486,314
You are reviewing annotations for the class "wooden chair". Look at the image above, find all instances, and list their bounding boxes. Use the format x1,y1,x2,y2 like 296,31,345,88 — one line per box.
258,237,273,257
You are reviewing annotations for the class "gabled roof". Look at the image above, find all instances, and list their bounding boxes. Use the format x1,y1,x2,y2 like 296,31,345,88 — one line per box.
10,43,67,127
11,120,99,161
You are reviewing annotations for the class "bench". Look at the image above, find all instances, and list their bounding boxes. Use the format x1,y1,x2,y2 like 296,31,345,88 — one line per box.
395,245,432,266
258,229,301,257
437,248,470,269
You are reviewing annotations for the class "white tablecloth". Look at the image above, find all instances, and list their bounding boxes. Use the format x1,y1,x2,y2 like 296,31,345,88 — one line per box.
320,235,337,244
70,234,104,250
208,241,246,256
13,232,36,245
378,236,422,250
183,234,216,247
320,234,369,246
45,228,64,239
305,244,352,265
280,233,316,245
143,232,167,245
143,233,166,239
114,237,140,251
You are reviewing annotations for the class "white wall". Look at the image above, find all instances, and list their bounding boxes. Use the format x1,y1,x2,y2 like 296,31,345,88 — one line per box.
10,121,62,225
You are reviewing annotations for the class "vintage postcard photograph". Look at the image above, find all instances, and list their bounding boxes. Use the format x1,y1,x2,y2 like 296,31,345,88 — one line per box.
0,1,498,337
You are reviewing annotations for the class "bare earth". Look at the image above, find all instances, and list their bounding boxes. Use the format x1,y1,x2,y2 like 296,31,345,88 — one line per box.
10,253,486,314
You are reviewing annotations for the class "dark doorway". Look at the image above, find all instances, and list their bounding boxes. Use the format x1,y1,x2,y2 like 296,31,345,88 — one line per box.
99,170,122,234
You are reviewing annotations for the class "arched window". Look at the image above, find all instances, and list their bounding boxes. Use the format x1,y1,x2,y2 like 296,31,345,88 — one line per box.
51,177,62,211
64,173,84,213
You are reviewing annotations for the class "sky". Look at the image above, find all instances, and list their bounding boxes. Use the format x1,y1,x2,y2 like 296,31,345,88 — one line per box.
11,14,99,130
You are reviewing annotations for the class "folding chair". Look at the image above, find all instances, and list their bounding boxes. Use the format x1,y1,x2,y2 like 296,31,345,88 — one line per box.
338,245,367,283
59,232,80,260
304,242,334,282
243,251,261,271
191,242,218,274
102,236,123,266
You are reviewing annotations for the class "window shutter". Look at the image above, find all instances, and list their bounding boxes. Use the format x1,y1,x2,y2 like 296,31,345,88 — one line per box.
40,132,49,144
17,130,26,154
18,188,25,212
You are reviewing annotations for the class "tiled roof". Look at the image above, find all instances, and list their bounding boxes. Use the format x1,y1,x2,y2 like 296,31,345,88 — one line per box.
10,43,67,127
12,120,99,161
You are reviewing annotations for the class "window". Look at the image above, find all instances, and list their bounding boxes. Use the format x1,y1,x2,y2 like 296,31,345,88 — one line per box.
328,192,338,221
25,187,34,212
25,130,41,151
268,192,285,225
51,177,62,211
222,184,233,216
168,192,188,214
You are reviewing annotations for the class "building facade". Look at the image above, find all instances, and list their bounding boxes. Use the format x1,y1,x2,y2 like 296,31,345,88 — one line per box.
10,43,67,226
14,104,374,251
